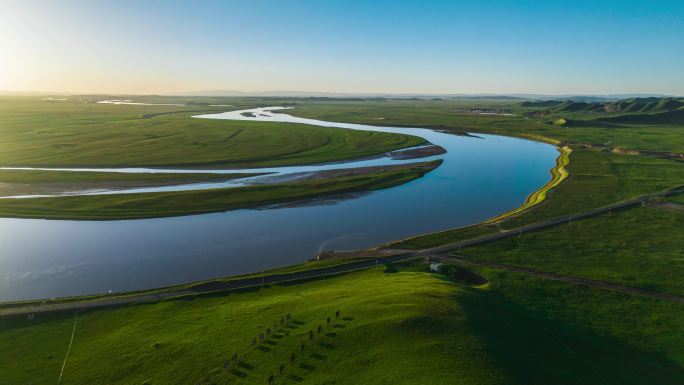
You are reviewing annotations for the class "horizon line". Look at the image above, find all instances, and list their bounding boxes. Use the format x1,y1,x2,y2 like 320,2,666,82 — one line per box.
1,90,680,98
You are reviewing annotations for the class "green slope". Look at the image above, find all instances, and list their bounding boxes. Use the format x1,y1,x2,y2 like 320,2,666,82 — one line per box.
3,265,684,385
547,97,684,115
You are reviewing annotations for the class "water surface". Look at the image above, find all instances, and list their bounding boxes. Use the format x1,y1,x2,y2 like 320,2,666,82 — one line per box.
0,108,558,301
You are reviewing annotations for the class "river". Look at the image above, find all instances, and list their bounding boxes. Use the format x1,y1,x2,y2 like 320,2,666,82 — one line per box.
0,107,558,301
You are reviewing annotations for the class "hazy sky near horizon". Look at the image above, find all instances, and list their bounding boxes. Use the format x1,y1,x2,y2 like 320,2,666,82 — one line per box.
2,0,684,95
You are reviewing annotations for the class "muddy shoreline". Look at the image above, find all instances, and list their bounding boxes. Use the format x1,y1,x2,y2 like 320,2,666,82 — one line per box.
388,144,446,159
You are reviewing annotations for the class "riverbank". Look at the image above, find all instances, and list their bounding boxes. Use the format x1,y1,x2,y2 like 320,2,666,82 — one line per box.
483,145,572,223
0,170,260,197
0,161,441,220
375,144,572,249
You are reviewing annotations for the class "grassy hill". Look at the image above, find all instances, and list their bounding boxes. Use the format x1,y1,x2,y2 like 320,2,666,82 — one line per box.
3,263,684,385
518,97,684,134
593,108,684,125
542,97,684,115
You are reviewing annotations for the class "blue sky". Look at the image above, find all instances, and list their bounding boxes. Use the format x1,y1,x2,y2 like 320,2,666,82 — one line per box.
2,0,683,94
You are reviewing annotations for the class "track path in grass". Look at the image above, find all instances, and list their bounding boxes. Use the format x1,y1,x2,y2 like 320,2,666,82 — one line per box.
433,255,684,305
57,313,78,384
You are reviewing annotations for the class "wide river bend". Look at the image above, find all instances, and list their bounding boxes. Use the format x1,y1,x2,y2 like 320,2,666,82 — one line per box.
0,107,558,301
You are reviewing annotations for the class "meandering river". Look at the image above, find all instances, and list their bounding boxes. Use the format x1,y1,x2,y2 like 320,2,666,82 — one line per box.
0,108,558,301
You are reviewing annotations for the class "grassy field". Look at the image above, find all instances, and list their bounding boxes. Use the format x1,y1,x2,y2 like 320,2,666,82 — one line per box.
472,268,684,384
670,195,684,205
0,161,439,219
3,263,684,385
0,97,424,168
458,203,684,295
4,96,684,384
4,266,494,385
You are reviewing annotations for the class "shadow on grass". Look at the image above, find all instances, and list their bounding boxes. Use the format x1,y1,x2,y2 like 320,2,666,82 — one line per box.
319,342,335,350
457,284,684,385
436,265,488,286
274,272,349,287
257,345,271,352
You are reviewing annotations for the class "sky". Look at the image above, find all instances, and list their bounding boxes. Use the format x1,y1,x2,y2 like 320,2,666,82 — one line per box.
1,0,684,95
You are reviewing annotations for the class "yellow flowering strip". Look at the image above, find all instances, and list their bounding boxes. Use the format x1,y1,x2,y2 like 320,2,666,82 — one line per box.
484,145,572,224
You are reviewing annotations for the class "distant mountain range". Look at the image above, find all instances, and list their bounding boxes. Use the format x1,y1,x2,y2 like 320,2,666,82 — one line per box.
167,90,526,99
167,90,678,101
524,97,684,114
525,97,684,126
2,89,679,101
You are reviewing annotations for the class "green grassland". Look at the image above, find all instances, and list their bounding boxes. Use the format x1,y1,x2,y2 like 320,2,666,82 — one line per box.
3,264,684,385
0,96,431,215
459,203,684,295
0,161,439,219
6,267,493,385
475,269,684,384
4,96,684,384
0,97,424,168
0,169,257,196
